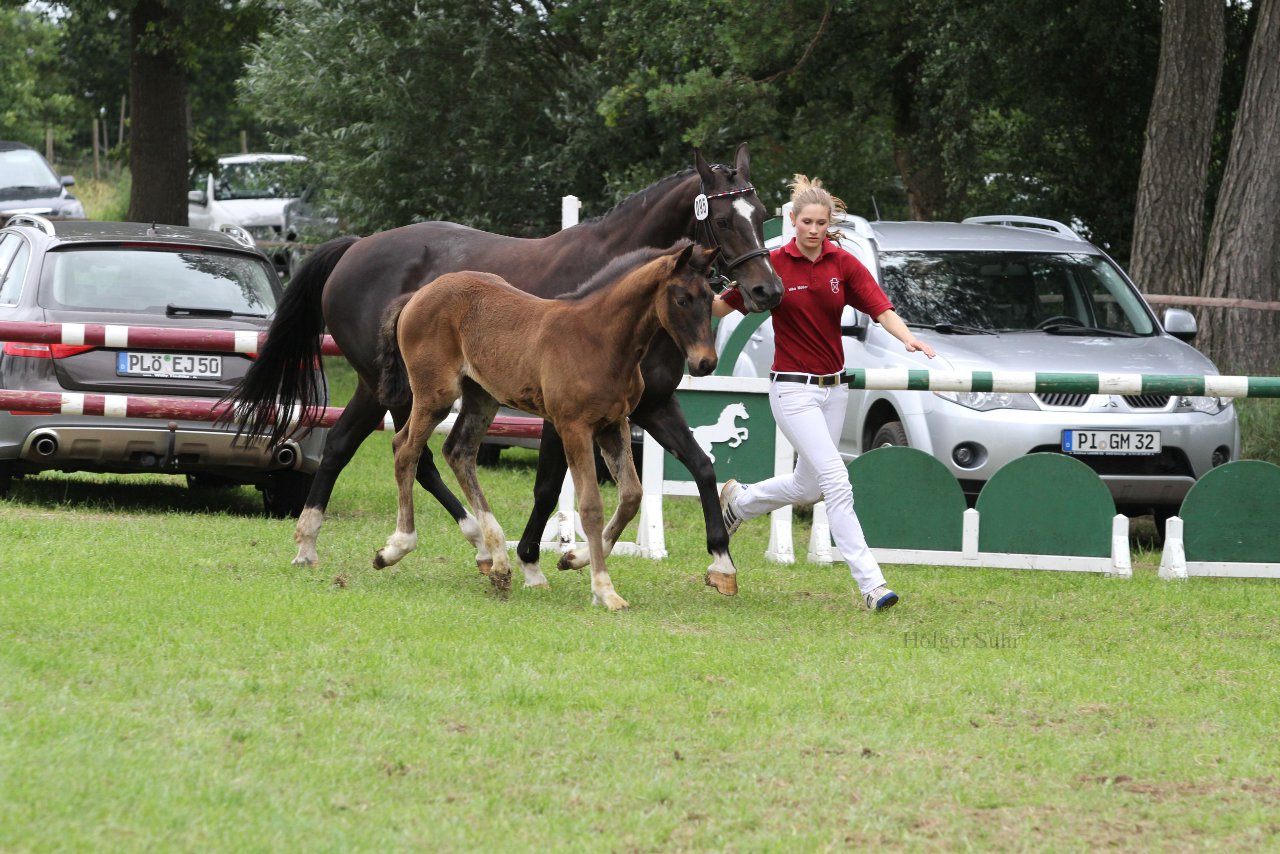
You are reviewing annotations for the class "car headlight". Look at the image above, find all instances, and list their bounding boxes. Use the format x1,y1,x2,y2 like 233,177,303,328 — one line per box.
243,225,276,240
933,390,1038,411
1174,395,1232,415
58,199,86,219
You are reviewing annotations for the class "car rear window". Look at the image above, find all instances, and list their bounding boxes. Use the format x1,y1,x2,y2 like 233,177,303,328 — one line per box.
40,246,278,316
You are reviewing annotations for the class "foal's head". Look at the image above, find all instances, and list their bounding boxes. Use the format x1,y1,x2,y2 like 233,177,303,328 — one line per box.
655,242,720,377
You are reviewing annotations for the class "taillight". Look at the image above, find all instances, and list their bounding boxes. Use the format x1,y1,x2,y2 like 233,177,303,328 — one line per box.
3,341,98,359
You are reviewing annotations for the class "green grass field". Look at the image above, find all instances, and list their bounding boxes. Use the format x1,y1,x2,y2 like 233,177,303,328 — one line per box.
3,364,1280,851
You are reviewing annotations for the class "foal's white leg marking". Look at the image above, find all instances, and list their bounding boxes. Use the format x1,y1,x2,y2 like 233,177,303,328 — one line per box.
561,534,618,571
376,529,418,568
458,512,492,571
292,507,324,567
591,574,629,610
478,510,513,592
519,559,550,589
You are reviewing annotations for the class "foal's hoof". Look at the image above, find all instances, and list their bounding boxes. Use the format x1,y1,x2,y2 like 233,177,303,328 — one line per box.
705,570,739,596
476,558,493,577
372,551,394,569
556,551,582,571
593,591,630,611
488,568,513,596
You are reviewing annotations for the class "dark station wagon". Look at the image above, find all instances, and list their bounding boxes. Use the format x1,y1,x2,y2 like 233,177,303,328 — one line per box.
0,215,326,515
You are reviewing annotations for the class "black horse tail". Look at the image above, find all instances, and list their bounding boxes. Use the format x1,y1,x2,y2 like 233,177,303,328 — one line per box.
221,235,360,446
375,293,415,410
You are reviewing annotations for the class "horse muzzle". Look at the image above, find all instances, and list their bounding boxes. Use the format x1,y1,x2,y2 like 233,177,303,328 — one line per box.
687,349,718,377
736,274,784,314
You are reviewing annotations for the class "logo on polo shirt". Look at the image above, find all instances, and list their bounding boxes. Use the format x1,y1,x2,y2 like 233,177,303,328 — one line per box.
830,277,840,293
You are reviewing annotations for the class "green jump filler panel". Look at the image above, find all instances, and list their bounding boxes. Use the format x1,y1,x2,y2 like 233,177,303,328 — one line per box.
849,446,966,551
975,453,1115,558
1181,460,1280,565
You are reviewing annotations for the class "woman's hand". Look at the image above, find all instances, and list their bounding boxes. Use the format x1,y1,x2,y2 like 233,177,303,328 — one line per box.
905,337,936,359
875,309,937,359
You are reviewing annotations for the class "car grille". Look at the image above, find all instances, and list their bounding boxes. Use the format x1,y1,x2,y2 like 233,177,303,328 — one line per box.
1029,445,1194,477
1122,394,1170,408
1034,393,1171,409
1036,392,1090,407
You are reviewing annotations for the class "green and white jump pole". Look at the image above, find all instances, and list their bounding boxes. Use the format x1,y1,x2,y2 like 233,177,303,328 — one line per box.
844,368,1280,398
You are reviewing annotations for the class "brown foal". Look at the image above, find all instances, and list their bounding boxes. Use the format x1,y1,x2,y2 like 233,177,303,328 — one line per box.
372,241,719,609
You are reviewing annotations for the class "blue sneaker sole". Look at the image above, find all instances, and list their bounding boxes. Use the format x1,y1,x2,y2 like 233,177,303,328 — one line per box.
873,592,899,611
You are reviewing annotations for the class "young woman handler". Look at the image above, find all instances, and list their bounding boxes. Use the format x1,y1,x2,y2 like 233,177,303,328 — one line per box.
713,175,936,610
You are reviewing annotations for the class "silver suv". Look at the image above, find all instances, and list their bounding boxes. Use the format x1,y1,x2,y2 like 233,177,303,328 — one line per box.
715,213,1239,525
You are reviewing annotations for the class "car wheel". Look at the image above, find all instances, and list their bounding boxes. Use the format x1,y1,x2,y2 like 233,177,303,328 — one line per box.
870,421,909,448
476,444,502,466
262,471,313,519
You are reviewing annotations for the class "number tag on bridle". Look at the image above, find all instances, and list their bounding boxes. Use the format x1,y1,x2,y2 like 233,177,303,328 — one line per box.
694,194,709,221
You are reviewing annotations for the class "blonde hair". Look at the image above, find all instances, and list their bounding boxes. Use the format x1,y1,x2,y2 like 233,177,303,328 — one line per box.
789,174,846,242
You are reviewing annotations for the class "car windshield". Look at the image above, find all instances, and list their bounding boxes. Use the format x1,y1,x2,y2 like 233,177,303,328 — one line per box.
214,161,307,201
878,251,1156,335
41,247,278,316
0,148,60,191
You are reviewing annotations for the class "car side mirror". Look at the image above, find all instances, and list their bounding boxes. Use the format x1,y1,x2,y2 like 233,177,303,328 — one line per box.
841,308,868,342
60,175,76,188
1162,307,1198,343
188,189,208,206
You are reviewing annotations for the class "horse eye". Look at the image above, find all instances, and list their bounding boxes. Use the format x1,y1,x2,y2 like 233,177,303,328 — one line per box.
675,295,690,307
714,218,730,228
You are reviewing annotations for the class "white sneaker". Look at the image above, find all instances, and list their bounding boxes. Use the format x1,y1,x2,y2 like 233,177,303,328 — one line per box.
719,479,747,536
862,585,899,611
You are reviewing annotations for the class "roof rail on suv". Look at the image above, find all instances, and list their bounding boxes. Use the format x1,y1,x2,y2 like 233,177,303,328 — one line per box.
834,212,875,239
4,213,56,235
962,215,1083,242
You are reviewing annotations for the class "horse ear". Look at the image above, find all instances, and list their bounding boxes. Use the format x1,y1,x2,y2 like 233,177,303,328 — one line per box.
694,148,714,183
674,241,696,270
700,245,721,272
734,143,751,182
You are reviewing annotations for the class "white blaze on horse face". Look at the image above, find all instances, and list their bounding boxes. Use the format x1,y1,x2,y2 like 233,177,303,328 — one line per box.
732,198,761,245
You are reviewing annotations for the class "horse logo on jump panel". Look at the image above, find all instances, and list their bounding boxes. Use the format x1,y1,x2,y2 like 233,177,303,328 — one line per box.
692,402,750,463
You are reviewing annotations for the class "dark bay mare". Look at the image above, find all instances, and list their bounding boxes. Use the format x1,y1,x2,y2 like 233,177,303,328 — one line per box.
225,144,783,594
372,242,719,609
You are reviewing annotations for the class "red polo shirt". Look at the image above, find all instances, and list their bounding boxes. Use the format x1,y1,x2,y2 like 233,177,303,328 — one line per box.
723,238,893,375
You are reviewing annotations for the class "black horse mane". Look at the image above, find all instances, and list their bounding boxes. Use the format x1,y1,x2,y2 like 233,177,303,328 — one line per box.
555,240,693,302
584,162,740,225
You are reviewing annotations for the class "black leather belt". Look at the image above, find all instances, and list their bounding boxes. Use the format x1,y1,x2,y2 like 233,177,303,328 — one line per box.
770,371,847,387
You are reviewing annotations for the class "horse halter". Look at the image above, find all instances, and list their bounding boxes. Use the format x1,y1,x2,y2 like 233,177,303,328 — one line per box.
694,183,773,291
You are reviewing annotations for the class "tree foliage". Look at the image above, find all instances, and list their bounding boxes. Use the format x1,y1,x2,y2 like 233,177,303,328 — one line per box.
0,6,79,151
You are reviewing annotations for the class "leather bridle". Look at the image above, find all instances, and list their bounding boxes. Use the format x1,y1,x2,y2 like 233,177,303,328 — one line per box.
695,183,773,292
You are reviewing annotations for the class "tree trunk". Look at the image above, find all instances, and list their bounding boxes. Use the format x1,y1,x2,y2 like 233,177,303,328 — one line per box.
1199,0,1280,375
1129,0,1223,298
126,0,189,226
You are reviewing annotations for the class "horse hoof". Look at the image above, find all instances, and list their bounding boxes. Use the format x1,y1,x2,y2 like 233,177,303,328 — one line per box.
476,559,493,576
705,570,738,596
291,555,318,568
489,569,513,594
593,591,630,611
372,552,391,569
557,552,578,571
